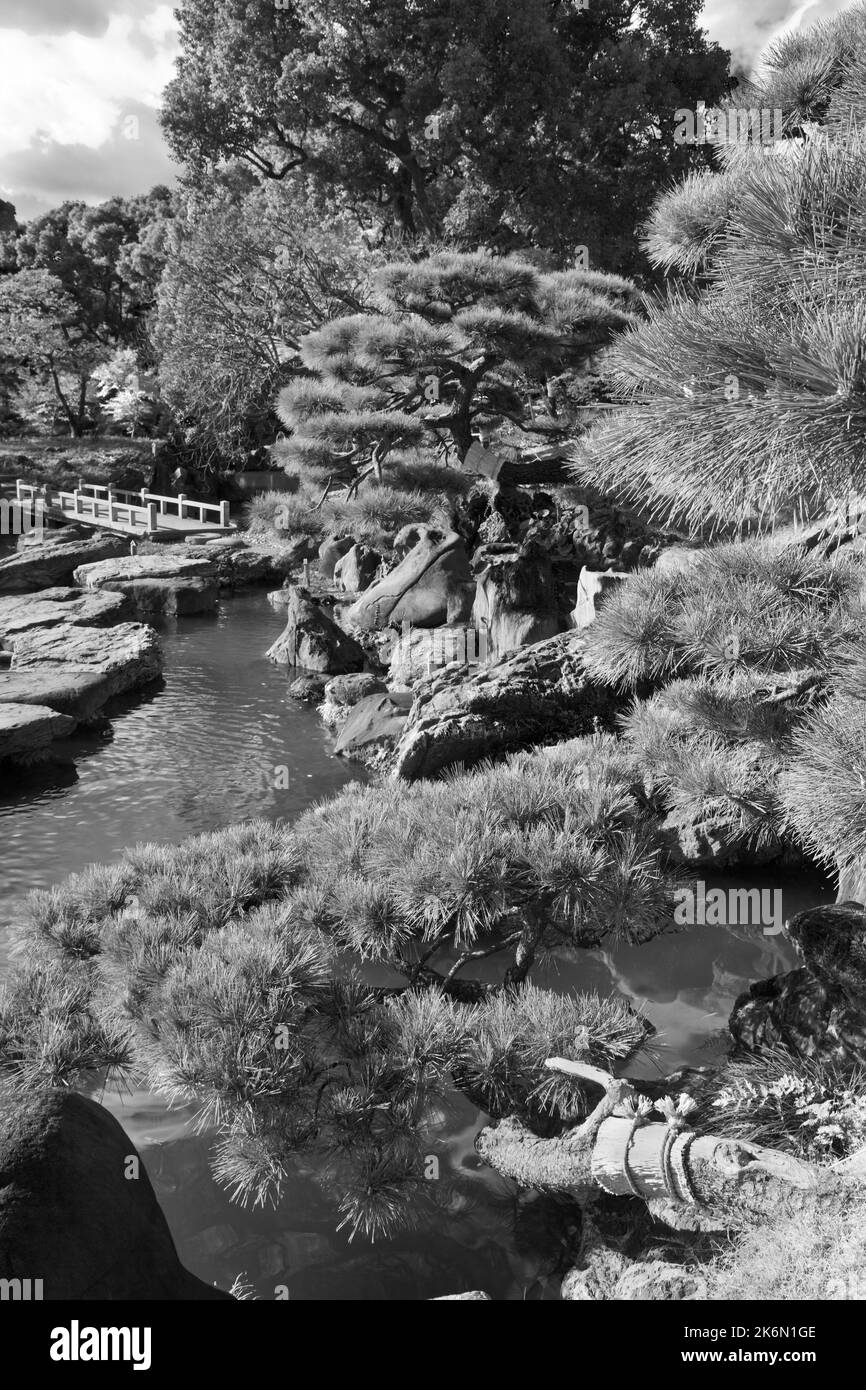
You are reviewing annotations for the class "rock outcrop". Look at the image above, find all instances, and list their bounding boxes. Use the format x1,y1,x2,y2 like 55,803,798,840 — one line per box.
333,543,381,594
72,553,219,616
0,588,129,639
346,526,474,631
0,702,76,765
0,621,163,752
471,542,560,660
0,534,127,592
561,1254,707,1301
267,588,365,673
729,902,866,1064
334,690,414,762
0,1088,233,1300
319,672,387,731
387,623,485,688
392,629,622,781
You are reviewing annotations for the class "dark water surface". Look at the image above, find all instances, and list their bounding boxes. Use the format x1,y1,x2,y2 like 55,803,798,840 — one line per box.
0,587,835,1299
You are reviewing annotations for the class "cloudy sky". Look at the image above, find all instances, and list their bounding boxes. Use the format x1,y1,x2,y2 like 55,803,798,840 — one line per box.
0,0,856,223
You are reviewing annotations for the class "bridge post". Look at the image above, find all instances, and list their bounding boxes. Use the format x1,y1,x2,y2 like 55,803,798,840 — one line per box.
140,488,148,507
73,490,81,516
177,493,187,519
147,503,158,534
78,478,86,494
220,501,230,528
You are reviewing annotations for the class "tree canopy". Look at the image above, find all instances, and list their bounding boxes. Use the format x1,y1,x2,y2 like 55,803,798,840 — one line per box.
161,0,730,272
276,247,638,490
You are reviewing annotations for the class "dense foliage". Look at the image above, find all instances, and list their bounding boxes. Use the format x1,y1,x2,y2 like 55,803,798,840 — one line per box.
161,0,730,272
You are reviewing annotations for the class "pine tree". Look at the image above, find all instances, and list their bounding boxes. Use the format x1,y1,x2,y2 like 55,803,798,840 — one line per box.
577,4,866,533
275,248,636,493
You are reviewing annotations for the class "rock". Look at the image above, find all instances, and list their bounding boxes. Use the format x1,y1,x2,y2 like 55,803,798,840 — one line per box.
267,588,365,673
387,624,486,688
430,1291,493,1301
320,673,387,730
73,554,216,589
212,548,272,585
334,690,414,760
279,1231,336,1270
288,673,329,702
619,540,644,569
318,535,354,581
324,673,386,708
653,545,704,576
268,587,292,611
561,1250,630,1300
392,629,622,781
572,569,629,630
0,669,123,724
346,526,474,631
0,534,127,592
0,702,77,763
657,803,786,870
0,1088,233,1300
6,622,163,707
472,542,561,659
333,544,381,594
613,1261,708,1301
0,587,129,640
729,902,866,1064
104,577,218,617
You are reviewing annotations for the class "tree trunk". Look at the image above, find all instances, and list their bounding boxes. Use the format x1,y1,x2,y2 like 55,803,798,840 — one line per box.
475,1060,824,1229
48,367,82,438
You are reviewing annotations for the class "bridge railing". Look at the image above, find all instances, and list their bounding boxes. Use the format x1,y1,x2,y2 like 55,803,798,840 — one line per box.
16,479,231,531
75,481,230,529
17,481,158,533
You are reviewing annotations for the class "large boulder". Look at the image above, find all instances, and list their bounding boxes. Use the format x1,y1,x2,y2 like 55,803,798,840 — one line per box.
107,577,218,617
334,690,414,761
319,672,387,730
323,672,386,709
73,553,220,613
267,587,365,673
346,526,474,631
73,553,216,589
0,588,129,640
471,542,561,660
387,624,485,688
0,534,127,592
392,629,622,781
333,544,381,594
729,902,866,1064
0,1088,233,1300
5,623,163,714
0,669,126,724
0,702,76,765
318,535,355,582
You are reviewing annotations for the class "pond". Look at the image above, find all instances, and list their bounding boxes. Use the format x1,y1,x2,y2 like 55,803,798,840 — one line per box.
0,587,835,1299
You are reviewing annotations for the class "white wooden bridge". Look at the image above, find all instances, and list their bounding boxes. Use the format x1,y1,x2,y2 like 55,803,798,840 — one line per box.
15,479,235,539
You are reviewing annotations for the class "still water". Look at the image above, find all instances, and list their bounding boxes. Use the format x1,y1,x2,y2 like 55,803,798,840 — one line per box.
0,589,834,1299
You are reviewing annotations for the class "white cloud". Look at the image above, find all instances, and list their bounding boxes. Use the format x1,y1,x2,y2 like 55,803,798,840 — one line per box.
0,7,177,156
701,0,854,74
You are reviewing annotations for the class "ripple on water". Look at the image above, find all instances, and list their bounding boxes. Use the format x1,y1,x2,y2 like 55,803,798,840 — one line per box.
0,591,364,965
